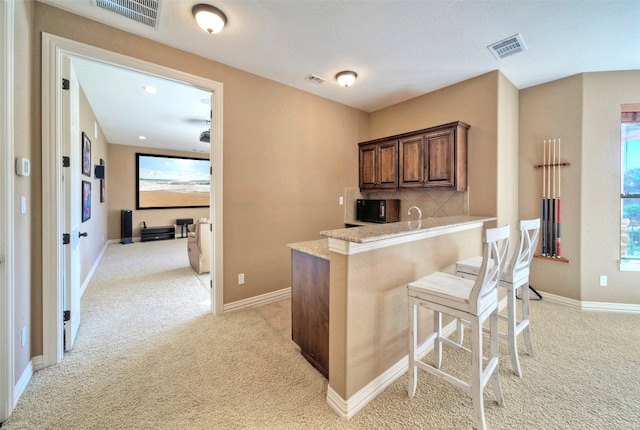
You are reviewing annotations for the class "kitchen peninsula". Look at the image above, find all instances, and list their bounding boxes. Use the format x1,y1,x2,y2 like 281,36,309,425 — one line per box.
288,215,496,419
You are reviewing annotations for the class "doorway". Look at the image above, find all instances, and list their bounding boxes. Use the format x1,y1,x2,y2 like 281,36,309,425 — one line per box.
41,33,224,367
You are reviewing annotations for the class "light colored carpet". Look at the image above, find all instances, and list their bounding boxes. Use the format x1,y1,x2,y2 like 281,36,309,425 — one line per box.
4,239,640,429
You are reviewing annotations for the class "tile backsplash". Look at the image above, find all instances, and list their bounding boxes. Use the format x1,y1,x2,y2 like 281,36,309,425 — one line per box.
344,187,468,224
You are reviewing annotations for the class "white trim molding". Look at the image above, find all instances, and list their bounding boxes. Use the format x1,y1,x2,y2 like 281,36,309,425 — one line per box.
536,290,640,313
223,288,291,313
41,32,225,367
0,0,15,422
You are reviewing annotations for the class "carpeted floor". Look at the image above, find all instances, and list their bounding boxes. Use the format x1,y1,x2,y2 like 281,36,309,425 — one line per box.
3,239,640,429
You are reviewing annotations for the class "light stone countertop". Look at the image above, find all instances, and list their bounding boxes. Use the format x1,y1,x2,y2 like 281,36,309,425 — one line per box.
320,215,496,244
287,239,330,260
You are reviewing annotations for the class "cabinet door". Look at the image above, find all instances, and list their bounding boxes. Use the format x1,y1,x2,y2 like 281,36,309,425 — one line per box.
377,140,399,189
399,135,424,187
359,143,378,189
424,129,455,188
359,141,398,189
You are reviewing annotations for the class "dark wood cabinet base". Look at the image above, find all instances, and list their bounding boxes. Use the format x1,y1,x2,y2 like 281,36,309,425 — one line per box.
290,249,329,378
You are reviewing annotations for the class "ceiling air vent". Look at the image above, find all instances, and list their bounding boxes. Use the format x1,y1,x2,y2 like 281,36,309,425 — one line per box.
93,0,162,29
305,74,326,85
488,34,527,60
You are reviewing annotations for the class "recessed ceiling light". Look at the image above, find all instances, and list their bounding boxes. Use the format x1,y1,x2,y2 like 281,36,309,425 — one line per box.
138,135,147,140
142,86,157,93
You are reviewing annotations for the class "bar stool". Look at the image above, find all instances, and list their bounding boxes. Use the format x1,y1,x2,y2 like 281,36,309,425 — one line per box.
455,218,540,377
408,225,510,430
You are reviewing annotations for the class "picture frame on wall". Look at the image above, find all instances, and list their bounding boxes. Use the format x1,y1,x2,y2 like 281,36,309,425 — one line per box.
82,180,91,222
82,132,91,177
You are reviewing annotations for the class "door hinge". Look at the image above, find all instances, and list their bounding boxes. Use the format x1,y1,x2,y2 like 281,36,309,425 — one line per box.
209,223,212,232
62,78,70,90
63,233,70,245
63,310,70,322
62,156,70,167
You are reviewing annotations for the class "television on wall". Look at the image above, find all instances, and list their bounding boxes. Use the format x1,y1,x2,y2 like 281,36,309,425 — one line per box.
136,153,210,210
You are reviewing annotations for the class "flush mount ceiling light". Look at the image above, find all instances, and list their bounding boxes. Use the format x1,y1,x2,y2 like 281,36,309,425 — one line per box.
335,71,357,88
192,4,227,34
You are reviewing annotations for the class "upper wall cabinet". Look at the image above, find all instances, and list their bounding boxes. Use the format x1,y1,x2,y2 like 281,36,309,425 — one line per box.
359,121,469,192
400,121,469,190
359,139,398,190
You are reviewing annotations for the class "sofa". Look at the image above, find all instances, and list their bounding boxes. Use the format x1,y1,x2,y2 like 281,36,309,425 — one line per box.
187,218,211,274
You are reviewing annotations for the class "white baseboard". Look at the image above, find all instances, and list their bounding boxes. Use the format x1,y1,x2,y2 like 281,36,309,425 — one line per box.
223,287,291,312
80,242,108,297
13,359,34,408
535,290,640,313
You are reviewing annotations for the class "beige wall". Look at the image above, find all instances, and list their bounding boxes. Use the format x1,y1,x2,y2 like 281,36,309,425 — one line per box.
519,75,583,300
497,73,520,241
107,144,209,240
520,71,640,304
78,85,109,284
581,71,640,303
14,0,34,383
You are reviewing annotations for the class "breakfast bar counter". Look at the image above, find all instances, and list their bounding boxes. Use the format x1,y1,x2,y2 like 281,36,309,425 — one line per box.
314,215,496,419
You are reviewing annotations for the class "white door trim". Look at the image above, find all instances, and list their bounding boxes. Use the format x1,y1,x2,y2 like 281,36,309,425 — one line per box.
0,0,16,421
41,33,224,367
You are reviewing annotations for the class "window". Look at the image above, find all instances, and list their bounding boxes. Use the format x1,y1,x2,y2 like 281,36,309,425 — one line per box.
621,107,640,269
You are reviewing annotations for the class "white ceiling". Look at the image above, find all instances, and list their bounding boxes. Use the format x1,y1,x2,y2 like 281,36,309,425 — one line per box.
38,0,640,152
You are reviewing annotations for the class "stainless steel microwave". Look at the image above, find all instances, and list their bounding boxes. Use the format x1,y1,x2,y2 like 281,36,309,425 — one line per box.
356,199,400,223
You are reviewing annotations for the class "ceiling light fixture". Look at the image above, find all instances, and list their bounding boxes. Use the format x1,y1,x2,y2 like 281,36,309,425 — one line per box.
192,4,227,34
336,71,357,88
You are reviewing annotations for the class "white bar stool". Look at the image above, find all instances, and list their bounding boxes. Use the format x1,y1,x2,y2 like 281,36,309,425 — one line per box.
408,225,510,430
455,218,540,377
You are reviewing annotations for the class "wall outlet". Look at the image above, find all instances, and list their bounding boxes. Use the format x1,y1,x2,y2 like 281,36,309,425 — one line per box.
339,196,344,205
599,275,607,287
238,273,245,285
21,327,27,347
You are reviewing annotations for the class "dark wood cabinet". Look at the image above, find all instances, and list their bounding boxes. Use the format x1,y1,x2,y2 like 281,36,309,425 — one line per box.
359,139,398,190
359,121,469,192
291,249,329,378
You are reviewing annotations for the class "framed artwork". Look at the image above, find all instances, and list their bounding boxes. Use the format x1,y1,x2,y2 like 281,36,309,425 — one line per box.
82,180,91,222
82,132,91,177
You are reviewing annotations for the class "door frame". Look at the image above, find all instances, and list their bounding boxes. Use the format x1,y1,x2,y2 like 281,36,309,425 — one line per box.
0,0,15,421
41,33,224,367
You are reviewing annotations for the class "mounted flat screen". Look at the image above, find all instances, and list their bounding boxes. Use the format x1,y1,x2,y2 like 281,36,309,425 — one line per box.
136,153,210,210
